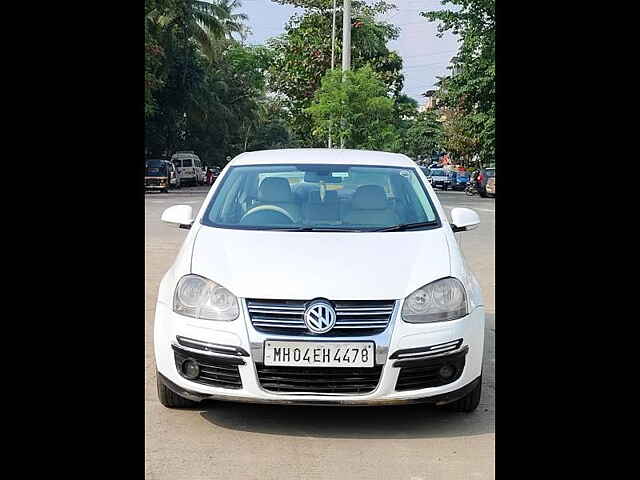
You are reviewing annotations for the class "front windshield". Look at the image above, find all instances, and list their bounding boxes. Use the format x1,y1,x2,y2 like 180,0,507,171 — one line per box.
145,161,168,177
430,169,445,176
202,164,440,231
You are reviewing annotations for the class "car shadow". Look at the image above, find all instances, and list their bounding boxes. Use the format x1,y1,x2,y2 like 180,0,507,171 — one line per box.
199,314,495,440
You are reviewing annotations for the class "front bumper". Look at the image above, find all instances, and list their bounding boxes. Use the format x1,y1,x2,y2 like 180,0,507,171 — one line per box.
154,300,485,405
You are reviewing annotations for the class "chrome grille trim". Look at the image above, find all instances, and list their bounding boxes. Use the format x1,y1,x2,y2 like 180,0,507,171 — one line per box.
389,339,464,361
248,308,304,315
246,298,396,335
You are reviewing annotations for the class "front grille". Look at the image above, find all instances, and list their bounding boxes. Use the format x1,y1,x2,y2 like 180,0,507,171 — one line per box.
255,364,383,394
247,299,395,336
395,350,466,391
173,347,243,389
146,178,165,186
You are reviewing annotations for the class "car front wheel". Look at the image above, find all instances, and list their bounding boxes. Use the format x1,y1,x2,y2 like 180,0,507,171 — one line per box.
156,372,200,409
444,377,482,412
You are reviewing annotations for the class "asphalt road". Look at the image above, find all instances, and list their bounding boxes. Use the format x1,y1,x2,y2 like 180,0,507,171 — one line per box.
145,186,495,480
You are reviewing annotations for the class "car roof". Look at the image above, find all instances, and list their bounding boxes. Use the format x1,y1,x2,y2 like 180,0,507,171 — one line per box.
229,149,415,168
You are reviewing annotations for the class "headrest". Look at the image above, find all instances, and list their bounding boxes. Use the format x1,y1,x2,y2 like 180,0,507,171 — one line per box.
258,177,293,203
351,185,388,210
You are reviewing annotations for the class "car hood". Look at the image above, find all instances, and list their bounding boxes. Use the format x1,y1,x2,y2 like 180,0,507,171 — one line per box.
190,226,451,300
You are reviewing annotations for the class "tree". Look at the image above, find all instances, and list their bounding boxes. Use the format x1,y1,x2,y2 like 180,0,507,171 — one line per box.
423,0,495,165
145,0,261,165
266,0,403,146
306,65,399,151
402,110,443,160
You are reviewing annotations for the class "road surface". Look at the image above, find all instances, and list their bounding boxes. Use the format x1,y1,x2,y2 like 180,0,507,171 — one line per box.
145,186,495,480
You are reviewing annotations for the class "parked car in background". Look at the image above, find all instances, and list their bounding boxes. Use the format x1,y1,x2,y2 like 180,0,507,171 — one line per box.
171,151,203,186
420,166,431,178
477,168,495,198
145,159,172,193
486,176,495,197
429,168,452,190
453,170,470,191
210,166,221,183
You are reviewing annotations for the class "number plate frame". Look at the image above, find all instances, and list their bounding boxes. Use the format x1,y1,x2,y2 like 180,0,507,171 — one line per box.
263,340,375,368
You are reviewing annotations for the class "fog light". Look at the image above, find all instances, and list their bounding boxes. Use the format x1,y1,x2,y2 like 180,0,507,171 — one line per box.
181,358,200,379
439,364,456,379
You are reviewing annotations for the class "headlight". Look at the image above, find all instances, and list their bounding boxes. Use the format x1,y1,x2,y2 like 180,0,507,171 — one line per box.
401,277,468,323
173,275,239,321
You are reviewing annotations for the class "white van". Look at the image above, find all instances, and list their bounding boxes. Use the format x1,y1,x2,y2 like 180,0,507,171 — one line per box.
171,152,204,186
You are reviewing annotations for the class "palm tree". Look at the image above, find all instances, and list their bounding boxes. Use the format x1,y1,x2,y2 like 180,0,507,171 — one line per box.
195,0,250,62
215,0,250,41
146,1,248,57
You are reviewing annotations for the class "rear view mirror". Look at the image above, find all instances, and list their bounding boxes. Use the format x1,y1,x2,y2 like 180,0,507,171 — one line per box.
161,205,194,229
450,207,480,232
304,171,342,183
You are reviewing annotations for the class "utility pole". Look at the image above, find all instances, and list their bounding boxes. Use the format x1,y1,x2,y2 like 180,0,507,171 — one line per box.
341,0,351,72
328,0,337,149
331,0,337,71
340,0,351,148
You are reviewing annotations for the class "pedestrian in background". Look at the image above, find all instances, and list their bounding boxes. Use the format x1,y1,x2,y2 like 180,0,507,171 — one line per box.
206,167,213,185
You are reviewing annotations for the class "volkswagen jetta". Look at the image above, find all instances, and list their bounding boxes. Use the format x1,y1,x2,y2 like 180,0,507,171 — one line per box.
154,149,485,411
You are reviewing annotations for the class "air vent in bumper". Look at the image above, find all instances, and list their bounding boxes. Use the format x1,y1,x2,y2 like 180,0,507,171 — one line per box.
394,346,467,391
255,364,383,394
173,345,243,389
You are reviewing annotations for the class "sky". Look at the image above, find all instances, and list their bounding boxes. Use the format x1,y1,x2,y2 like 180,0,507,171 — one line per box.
238,0,459,104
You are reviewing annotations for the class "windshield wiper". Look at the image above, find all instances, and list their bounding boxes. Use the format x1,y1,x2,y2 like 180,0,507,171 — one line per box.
273,227,365,232
374,221,438,232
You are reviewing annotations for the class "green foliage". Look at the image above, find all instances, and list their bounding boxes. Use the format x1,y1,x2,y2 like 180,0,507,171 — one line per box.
145,1,291,166
306,66,399,151
423,0,495,165
401,110,443,160
266,0,403,146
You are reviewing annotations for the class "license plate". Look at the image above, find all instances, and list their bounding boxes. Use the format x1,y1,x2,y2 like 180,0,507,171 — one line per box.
264,341,375,367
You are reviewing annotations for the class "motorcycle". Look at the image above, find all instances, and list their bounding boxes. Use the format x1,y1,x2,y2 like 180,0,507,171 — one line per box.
465,181,479,196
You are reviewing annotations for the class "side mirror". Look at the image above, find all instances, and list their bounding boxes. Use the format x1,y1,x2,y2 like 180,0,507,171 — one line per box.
450,207,480,232
161,205,194,229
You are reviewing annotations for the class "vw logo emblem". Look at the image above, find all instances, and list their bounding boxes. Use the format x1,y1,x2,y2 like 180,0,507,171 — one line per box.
304,301,336,334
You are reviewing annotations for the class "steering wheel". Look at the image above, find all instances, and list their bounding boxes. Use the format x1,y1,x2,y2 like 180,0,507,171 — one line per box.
240,205,295,225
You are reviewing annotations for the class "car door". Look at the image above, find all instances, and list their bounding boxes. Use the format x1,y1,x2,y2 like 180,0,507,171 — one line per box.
183,158,195,180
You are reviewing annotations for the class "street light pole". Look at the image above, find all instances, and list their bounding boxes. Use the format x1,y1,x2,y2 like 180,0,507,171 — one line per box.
340,0,351,148
331,0,337,70
341,0,351,73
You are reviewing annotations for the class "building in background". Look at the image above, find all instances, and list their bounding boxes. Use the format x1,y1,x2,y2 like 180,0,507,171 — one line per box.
418,90,437,112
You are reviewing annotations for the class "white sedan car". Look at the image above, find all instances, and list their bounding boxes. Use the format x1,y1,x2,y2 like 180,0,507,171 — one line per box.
154,149,485,411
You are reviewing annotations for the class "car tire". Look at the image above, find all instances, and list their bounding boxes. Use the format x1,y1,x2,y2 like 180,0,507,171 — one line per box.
444,377,482,413
156,372,200,409
479,190,487,198
444,185,448,191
